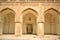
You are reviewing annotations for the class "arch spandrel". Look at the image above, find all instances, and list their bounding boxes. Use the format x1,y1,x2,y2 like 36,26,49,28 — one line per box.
44,8,60,16
0,8,16,16
22,8,38,17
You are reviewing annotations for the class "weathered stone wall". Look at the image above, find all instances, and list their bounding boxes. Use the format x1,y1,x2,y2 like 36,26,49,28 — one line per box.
0,2,60,37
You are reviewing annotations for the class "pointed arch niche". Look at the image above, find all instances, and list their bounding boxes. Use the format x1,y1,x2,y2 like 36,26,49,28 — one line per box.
22,8,38,35
0,8,15,34
44,8,60,35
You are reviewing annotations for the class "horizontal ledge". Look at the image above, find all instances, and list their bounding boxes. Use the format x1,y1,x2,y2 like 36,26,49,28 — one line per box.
0,1,60,3
44,33,57,35
38,22,44,23
15,22,22,23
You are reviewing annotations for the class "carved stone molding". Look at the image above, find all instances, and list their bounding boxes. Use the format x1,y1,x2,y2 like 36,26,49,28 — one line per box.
38,21,44,23
15,21,22,23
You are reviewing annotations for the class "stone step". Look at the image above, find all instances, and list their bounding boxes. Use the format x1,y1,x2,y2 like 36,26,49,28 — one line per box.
0,35,59,40
0,38,58,40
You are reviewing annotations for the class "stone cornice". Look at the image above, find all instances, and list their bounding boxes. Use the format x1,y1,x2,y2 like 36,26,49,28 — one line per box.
0,2,60,6
0,0,60,3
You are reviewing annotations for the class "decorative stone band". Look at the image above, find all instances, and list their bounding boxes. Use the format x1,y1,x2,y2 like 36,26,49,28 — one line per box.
0,0,60,3
38,21,44,23
15,21,22,23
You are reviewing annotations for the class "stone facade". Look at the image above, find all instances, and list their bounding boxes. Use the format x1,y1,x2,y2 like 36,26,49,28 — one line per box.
0,0,60,37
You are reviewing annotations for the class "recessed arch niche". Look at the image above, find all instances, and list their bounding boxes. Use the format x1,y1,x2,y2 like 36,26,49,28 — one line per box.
0,8,15,34
22,8,38,35
44,8,60,35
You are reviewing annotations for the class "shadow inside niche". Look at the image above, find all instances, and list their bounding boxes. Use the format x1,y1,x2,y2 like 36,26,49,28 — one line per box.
58,37,60,40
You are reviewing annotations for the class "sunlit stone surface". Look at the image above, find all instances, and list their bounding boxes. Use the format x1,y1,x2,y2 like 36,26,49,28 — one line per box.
0,35,59,40
0,0,60,39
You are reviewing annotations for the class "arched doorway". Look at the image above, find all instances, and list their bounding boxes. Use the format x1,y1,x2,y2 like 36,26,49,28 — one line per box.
0,8,15,34
44,8,59,35
22,8,38,35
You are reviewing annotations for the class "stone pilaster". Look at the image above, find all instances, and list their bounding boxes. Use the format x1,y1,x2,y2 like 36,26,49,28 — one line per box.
0,16,4,35
37,22,44,37
15,22,22,36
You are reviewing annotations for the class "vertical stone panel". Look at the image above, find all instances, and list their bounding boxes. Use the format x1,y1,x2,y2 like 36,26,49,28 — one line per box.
37,22,44,37
15,22,22,36
0,16,4,35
